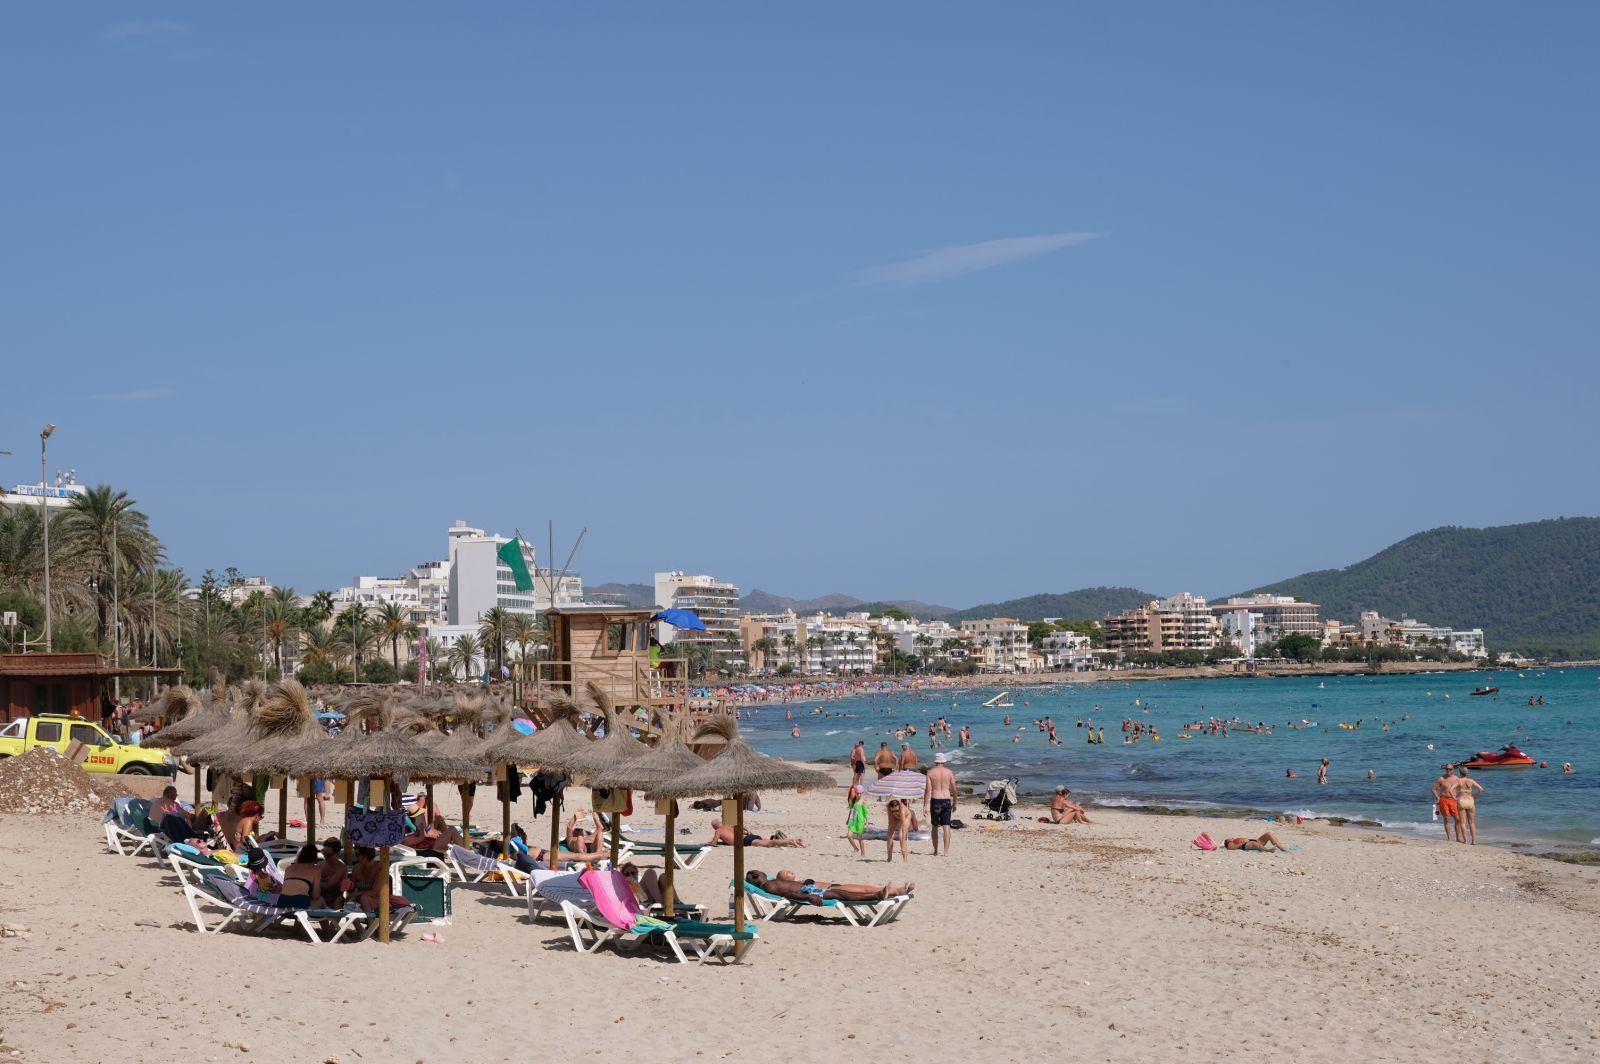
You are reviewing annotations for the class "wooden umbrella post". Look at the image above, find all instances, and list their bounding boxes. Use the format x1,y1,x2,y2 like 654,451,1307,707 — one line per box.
501,775,512,861
305,779,317,846
662,803,677,917
192,760,203,811
378,843,391,945
548,790,562,870
277,778,288,838
733,797,746,938
425,783,435,825
459,783,474,837
609,804,621,866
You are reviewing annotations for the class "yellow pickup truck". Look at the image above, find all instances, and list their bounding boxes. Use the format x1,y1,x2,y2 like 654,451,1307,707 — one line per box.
0,713,178,776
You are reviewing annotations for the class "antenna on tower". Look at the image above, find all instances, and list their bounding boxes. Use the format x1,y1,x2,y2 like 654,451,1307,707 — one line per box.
543,520,587,609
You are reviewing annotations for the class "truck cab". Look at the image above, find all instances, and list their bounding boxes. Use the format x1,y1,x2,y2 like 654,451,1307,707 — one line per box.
0,713,178,776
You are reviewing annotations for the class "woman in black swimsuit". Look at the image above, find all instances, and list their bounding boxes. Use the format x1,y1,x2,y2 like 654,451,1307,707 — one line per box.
274,843,324,910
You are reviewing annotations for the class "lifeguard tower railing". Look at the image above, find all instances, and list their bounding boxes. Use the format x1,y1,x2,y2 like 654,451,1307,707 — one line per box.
511,657,689,716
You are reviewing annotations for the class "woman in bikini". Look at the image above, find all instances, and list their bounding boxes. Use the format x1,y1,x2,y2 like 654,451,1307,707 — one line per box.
1223,831,1291,852
1454,766,1485,845
746,869,914,903
271,844,324,910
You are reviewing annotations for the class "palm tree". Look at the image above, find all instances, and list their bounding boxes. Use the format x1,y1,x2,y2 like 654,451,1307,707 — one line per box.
55,485,157,649
306,590,336,625
913,634,935,672
478,607,519,676
424,636,452,681
449,633,481,681
335,604,375,682
260,598,301,677
378,601,418,670
510,618,541,664
780,632,796,671
749,636,777,672
299,622,340,672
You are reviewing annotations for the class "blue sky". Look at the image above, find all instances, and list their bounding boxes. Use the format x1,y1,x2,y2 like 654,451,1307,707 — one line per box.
4,5,1598,607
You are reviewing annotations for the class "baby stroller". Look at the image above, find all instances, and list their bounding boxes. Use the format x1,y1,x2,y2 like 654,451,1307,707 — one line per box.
978,778,1018,820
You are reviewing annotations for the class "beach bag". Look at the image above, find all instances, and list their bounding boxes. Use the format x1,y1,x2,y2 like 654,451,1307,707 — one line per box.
1193,832,1217,851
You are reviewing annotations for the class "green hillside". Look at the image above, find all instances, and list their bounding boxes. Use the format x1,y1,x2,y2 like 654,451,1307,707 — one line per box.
946,586,1158,624
1241,517,1600,659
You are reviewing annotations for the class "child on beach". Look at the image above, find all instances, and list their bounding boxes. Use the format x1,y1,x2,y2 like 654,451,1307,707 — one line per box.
846,787,869,855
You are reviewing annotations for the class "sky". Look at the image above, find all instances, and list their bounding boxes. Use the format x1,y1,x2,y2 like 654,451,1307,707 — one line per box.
4,5,1599,608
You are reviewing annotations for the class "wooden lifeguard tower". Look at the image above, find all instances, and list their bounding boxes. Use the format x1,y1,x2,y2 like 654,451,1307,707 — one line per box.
510,607,687,731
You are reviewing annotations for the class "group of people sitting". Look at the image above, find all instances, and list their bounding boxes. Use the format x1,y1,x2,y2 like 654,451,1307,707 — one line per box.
243,839,389,911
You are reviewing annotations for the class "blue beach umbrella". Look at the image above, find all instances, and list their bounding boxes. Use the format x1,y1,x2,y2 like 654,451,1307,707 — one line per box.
652,608,707,631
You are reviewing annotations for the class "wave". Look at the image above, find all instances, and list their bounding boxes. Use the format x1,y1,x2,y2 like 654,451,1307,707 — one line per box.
823,729,842,736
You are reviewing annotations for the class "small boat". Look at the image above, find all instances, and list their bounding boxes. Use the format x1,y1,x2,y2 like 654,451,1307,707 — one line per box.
1459,745,1536,769
1469,686,1499,697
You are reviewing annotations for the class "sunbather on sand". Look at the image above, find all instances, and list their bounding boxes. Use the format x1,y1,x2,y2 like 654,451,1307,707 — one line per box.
746,870,912,903
619,862,679,906
709,819,805,848
1041,787,1093,825
1224,831,1291,852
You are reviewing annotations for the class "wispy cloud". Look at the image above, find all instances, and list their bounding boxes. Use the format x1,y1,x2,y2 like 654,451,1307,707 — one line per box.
859,231,1104,287
104,20,187,42
94,387,175,403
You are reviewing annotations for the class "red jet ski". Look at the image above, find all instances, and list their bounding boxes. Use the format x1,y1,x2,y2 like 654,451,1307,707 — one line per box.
1459,744,1535,769
1469,686,1499,696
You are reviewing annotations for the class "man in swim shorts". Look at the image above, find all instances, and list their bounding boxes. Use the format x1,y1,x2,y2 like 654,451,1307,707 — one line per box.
1431,764,1461,842
924,753,956,857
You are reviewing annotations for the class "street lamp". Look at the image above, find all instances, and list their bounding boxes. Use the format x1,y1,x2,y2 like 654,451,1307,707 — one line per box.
40,424,56,652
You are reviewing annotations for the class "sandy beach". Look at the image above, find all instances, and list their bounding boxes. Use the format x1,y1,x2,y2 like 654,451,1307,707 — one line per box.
2,767,1598,1064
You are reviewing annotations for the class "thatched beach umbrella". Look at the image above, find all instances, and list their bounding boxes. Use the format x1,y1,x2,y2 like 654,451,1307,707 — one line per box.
132,683,198,726
142,687,227,807
558,684,650,864
490,695,592,871
587,710,707,914
232,681,322,843
276,697,483,944
646,716,833,945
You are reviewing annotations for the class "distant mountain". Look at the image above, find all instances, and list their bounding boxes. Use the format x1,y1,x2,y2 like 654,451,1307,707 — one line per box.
738,589,867,615
945,587,1158,623
585,582,657,609
1241,517,1600,658
850,600,958,619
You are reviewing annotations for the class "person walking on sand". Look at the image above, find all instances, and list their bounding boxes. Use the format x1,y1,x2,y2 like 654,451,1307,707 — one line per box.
1455,765,1485,844
1432,764,1461,842
850,740,867,790
873,742,897,778
924,753,956,857
898,743,920,771
1317,758,1329,785
884,798,912,863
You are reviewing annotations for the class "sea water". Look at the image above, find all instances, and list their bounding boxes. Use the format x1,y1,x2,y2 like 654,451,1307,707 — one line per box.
742,668,1600,848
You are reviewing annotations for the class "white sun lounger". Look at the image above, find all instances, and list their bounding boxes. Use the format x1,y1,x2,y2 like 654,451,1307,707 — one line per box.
181,873,396,944
739,880,913,928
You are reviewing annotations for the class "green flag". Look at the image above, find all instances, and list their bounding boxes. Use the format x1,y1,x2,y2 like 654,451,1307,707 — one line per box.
497,534,535,592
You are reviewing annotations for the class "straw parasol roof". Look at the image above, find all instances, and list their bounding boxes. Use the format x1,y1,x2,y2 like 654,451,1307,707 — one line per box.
132,684,196,724
208,680,319,776
585,702,702,792
644,716,833,800
488,695,590,774
554,684,649,781
275,691,482,784
141,689,225,749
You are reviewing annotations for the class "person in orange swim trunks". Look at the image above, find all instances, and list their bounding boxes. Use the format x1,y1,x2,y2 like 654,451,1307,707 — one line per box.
1431,763,1462,842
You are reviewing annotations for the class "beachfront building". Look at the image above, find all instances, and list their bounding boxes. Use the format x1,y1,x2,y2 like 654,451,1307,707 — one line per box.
655,571,742,671
1102,593,1220,654
0,468,87,512
1209,595,1319,643
1356,610,1488,657
738,611,877,674
1040,630,1095,671
447,522,536,624
1217,609,1258,658
960,618,1033,672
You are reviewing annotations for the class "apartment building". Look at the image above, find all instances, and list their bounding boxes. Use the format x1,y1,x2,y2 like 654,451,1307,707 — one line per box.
959,617,1032,672
1103,593,1220,653
1209,595,1320,643
655,571,742,669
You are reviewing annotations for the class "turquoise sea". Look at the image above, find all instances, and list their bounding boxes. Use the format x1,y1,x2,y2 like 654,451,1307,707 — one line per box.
741,667,1600,848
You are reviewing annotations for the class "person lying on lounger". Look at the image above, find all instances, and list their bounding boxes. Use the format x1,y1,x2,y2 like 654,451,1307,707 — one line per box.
745,870,912,904
503,824,609,870
709,819,805,848
1223,831,1291,852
